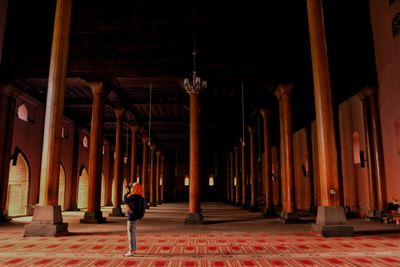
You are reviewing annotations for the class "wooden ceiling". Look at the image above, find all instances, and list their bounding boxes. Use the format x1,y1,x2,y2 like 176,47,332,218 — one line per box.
2,0,377,160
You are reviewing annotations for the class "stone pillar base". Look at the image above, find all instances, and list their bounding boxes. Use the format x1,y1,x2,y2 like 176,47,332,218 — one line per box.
108,208,125,217
249,204,260,212
241,203,249,210
234,202,242,207
0,209,10,223
149,202,157,207
311,206,354,237
80,211,106,223
184,212,204,225
24,205,68,237
263,208,276,218
277,211,300,224
156,201,162,205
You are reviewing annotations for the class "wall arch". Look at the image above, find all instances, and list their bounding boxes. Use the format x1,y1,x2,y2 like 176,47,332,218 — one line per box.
58,163,66,210
7,151,30,216
77,167,89,209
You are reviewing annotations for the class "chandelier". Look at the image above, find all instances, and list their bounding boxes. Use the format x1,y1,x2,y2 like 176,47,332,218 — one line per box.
184,1,207,94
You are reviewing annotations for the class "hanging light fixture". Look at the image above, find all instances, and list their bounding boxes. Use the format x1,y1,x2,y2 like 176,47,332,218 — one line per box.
184,0,207,94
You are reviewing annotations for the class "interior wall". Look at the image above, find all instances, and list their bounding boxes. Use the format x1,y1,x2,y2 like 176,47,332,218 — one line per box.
369,0,400,200
311,121,320,207
7,153,29,216
60,117,75,210
11,93,44,214
75,128,90,208
338,96,369,216
293,128,311,210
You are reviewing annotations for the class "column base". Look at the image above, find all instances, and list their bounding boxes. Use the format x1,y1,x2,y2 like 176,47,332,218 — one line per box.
0,209,11,223
241,203,249,210
234,202,242,207
311,206,354,237
263,208,277,218
184,212,204,225
80,211,106,224
108,208,125,217
277,211,301,224
24,205,68,237
149,202,157,207
249,204,260,212
156,201,162,205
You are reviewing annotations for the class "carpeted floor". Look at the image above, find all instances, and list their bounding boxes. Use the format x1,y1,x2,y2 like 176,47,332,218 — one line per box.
1,203,400,266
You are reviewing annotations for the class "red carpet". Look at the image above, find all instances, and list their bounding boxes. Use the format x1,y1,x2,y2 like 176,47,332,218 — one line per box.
1,231,400,266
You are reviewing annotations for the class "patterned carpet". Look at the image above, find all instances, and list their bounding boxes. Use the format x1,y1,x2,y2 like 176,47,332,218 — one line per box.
1,203,400,266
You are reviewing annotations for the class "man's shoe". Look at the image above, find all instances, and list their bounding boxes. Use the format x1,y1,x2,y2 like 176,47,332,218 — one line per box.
123,251,135,257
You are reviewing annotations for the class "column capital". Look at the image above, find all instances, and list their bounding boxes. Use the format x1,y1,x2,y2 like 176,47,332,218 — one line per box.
239,137,245,147
0,83,21,98
141,133,149,143
362,86,378,97
161,155,166,160
260,108,272,118
247,125,256,134
234,145,238,151
156,150,162,156
150,144,156,151
274,84,293,99
90,82,108,95
114,108,126,119
129,124,140,133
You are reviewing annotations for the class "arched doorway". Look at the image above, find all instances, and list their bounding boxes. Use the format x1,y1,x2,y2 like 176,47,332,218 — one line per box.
101,173,105,206
7,152,30,216
58,164,66,210
77,167,89,210
111,177,115,205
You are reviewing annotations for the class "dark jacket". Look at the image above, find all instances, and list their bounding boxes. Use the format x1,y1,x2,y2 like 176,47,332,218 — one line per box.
123,193,146,221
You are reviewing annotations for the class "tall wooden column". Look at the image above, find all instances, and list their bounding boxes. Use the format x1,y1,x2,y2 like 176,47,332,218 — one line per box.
226,156,230,202
24,0,72,236
156,150,161,205
149,144,156,207
0,85,18,222
141,134,149,200
130,125,139,184
184,92,203,224
248,126,258,211
260,108,274,217
364,87,386,213
160,155,165,203
307,0,353,236
275,85,298,222
81,83,106,223
109,108,125,217
240,139,248,209
229,152,234,204
234,145,241,206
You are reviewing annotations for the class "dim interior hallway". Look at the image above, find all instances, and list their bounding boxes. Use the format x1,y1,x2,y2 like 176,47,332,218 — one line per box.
1,202,400,266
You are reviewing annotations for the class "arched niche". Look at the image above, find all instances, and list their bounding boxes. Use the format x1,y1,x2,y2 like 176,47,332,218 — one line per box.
17,104,28,122
7,151,30,216
77,167,89,209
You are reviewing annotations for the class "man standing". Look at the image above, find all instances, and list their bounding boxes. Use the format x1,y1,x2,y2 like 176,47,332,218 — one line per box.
123,183,146,256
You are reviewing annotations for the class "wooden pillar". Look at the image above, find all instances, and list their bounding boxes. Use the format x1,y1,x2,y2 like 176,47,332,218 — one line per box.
260,108,274,216
240,139,247,209
109,108,125,217
226,156,230,202
307,0,353,236
156,150,161,204
141,134,149,200
184,92,203,224
0,85,18,222
129,125,139,184
275,85,296,217
24,0,72,237
160,155,165,203
81,83,106,223
229,152,234,204
234,145,241,206
149,144,156,207
364,87,386,213
248,126,258,211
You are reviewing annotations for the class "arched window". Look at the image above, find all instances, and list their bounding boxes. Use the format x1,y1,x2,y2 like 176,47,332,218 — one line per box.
209,175,214,186
17,104,28,122
184,175,189,186
352,131,360,164
396,115,400,154
82,136,89,148
159,175,163,186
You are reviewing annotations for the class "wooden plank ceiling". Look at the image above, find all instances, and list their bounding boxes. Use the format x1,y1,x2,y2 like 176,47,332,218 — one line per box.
3,0,377,160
